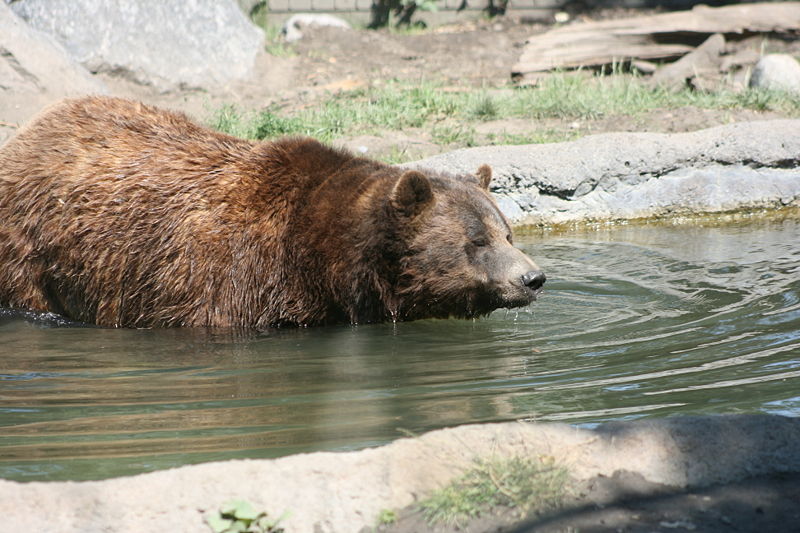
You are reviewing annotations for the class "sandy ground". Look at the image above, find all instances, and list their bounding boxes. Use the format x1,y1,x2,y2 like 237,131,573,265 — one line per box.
2,416,800,533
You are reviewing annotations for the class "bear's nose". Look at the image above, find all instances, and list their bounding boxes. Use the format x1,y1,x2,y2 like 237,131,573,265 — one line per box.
522,270,546,291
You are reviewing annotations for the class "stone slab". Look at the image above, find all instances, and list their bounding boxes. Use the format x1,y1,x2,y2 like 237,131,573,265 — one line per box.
406,120,800,226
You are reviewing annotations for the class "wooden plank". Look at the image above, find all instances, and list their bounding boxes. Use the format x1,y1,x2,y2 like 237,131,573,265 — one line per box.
512,3,800,79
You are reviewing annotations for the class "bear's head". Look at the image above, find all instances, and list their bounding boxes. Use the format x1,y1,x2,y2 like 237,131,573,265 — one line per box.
385,165,545,321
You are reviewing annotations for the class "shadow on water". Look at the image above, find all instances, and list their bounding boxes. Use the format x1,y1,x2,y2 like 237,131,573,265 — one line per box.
1,217,798,481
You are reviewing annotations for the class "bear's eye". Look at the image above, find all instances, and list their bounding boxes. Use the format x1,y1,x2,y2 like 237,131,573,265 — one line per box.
471,237,488,247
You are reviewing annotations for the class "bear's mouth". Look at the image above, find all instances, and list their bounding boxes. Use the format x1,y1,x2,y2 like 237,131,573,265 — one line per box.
496,282,543,310
529,286,544,301
453,285,541,317
500,289,540,309
395,279,543,321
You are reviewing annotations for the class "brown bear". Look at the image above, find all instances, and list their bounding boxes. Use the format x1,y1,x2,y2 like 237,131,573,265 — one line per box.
0,97,545,328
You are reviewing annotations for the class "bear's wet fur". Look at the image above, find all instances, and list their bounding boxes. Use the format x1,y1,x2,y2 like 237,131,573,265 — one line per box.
0,97,544,328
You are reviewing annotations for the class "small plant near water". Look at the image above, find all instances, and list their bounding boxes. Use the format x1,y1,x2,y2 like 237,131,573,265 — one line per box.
205,500,287,533
376,508,399,526
419,455,568,528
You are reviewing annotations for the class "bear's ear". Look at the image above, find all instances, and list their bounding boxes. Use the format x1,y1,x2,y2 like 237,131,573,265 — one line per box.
476,164,492,190
391,170,434,219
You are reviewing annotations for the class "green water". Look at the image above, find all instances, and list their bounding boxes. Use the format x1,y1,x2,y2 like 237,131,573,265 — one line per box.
1,217,798,481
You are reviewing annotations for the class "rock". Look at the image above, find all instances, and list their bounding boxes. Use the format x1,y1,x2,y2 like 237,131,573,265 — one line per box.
512,3,800,82
406,120,800,226
281,13,352,43
0,415,797,532
651,33,725,91
720,45,762,92
0,128,12,148
720,46,761,73
749,53,800,94
631,59,658,75
7,0,264,91
0,2,106,124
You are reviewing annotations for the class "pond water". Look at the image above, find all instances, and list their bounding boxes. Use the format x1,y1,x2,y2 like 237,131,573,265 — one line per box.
1,216,799,481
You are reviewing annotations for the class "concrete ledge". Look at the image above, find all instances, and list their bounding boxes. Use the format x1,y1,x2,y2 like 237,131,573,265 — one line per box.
407,120,800,226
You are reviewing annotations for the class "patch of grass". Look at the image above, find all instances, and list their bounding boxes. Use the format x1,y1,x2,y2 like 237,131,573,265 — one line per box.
379,146,413,165
251,111,306,139
725,87,800,112
508,72,668,120
208,104,249,139
468,93,500,120
207,75,800,149
419,455,569,528
376,508,398,526
210,106,305,140
486,130,580,145
510,72,800,119
431,123,477,147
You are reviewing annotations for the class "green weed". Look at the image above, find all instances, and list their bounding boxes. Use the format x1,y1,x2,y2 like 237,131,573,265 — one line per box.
206,500,287,533
468,93,500,120
431,123,477,147
487,130,580,145
251,111,305,139
208,104,249,139
419,455,568,528
376,508,398,526
207,76,800,150
379,146,412,165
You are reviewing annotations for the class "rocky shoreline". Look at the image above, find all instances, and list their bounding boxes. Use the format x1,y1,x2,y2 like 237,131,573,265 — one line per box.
409,120,800,227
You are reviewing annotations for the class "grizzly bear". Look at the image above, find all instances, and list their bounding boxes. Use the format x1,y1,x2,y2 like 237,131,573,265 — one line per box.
0,97,545,328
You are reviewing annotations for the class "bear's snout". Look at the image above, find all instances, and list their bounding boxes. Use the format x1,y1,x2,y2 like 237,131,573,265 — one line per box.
521,270,546,292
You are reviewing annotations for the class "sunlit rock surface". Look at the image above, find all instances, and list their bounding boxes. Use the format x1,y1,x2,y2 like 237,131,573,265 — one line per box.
7,0,264,91
409,120,800,226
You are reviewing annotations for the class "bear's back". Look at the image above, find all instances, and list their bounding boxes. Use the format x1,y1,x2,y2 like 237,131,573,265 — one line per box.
0,98,299,327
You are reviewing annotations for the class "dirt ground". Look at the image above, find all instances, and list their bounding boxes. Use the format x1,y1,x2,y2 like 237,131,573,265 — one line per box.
66,12,799,163
2,13,798,155
377,471,800,533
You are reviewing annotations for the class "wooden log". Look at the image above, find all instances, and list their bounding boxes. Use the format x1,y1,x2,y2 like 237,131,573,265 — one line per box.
512,3,800,82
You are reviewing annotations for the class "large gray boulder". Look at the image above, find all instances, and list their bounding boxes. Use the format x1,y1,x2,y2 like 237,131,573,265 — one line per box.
749,53,800,94
407,120,800,226
8,0,264,91
0,1,106,125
